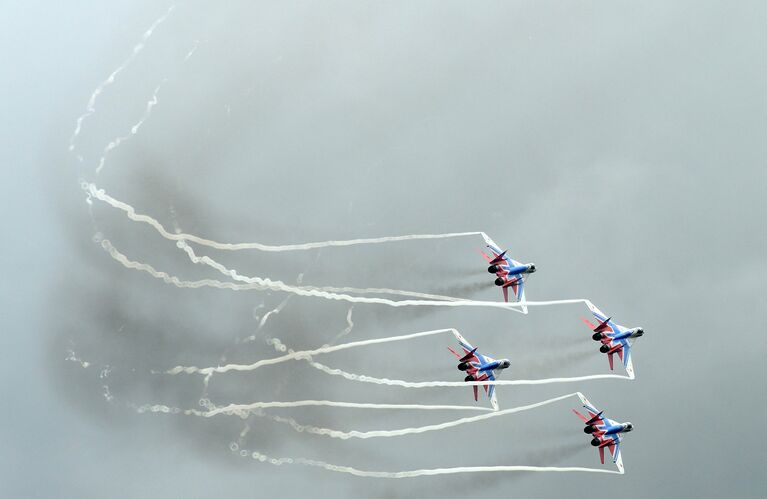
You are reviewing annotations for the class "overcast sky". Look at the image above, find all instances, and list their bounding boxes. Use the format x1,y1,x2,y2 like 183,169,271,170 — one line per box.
3,1,767,497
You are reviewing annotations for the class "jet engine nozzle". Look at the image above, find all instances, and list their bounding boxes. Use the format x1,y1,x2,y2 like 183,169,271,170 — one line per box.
625,423,634,432
464,375,475,382
635,328,644,337
592,332,603,341
487,265,499,274
599,344,610,353
591,438,601,447
494,277,505,286
584,426,595,434
457,362,469,371
528,263,536,273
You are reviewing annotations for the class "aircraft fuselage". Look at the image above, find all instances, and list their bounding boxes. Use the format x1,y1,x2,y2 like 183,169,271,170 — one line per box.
587,421,633,438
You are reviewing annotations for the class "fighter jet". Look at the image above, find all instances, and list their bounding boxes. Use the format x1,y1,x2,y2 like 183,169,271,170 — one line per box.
447,330,509,411
479,233,536,303
582,302,643,377
573,393,631,473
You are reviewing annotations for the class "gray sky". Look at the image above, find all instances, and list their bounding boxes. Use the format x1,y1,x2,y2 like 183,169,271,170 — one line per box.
3,1,767,497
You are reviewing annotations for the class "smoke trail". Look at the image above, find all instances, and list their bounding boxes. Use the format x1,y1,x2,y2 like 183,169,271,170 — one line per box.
214,393,577,439
177,241,497,306
85,182,484,251
183,39,201,61
138,400,492,417
68,6,176,155
233,443,623,477
167,327,457,375
95,80,166,174
99,238,543,310
168,326,635,385
327,306,354,345
303,359,635,387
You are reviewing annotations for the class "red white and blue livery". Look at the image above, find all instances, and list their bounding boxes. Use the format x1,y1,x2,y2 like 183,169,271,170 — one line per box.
447,330,510,411
573,393,631,473
582,302,644,378
479,233,536,305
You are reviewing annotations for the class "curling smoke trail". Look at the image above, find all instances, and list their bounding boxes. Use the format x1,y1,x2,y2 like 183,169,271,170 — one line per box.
87,184,526,309
95,80,166,173
234,444,623,477
262,337,634,401
68,6,175,155
99,238,546,310
169,328,634,385
168,328,457,375
177,241,501,306
304,359,635,387
85,183,484,251
328,306,354,345
139,400,493,416
214,393,576,439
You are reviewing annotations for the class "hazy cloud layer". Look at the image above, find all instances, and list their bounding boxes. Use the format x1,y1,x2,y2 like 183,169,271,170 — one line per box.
3,1,767,497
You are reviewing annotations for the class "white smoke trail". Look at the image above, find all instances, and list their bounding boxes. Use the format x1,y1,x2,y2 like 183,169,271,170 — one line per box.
231,392,577,439
183,39,200,61
95,80,167,174
88,185,524,309
234,444,623,477
68,6,176,155
168,327,456,375
304,359,635,387
169,325,634,386
177,241,494,306
139,400,492,417
85,182,484,251
99,238,549,310
327,306,354,345
65,349,91,368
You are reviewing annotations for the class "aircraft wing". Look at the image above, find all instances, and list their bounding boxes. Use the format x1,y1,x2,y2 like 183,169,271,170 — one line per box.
481,233,503,256
623,350,636,378
481,233,522,268
606,434,622,463
487,371,499,411
614,450,625,474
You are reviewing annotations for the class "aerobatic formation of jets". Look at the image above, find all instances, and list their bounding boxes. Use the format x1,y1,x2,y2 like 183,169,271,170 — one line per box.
455,234,644,472
66,10,649,479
